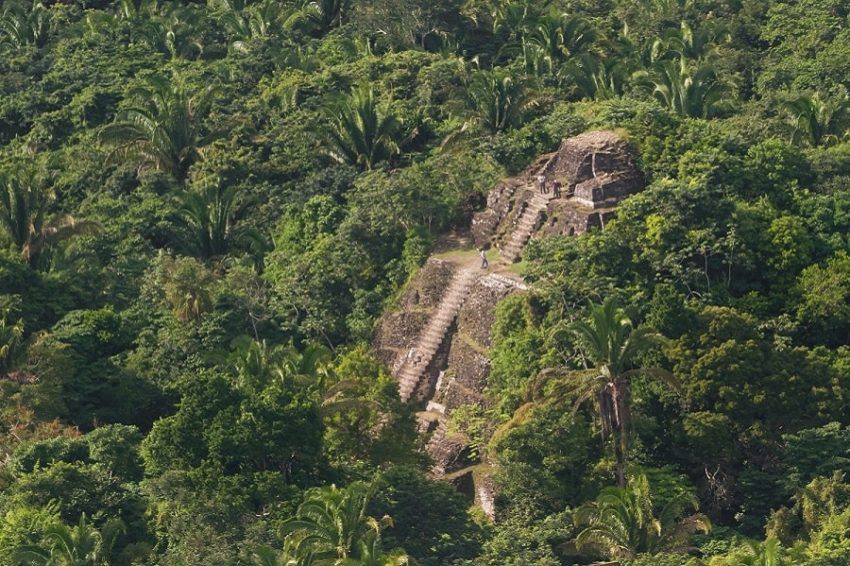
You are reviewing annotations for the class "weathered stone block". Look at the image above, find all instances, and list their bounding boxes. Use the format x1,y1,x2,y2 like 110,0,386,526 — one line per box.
372,258,458,372
472,130,644,250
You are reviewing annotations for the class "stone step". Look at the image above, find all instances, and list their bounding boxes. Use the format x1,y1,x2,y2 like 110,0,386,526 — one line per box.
509,232,528,242
421,329,447,340
395,268,479,402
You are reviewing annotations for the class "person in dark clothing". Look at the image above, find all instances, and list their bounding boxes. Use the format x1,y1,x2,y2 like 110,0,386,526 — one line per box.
553,179,562,198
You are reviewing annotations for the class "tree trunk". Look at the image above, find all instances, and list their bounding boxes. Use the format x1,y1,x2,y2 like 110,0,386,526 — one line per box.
613,428,626,488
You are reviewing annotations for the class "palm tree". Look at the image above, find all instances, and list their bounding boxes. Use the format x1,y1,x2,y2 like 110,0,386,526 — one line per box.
86,0,203,59
157,254,215,322
536,297,679,486
323,85,409,170
738,537,783,566
0,163,100,268
574,474,710,560
151,3,205,60
282,482,407,565
211,0,291,51
522,12,596,77
0,0,49,49
99,76,219,185
465,69,533,132
177,182,264,260
0,310,26,379
563,53,630,100
227,337,333,394
491,0,536,42
251,545,285,566
640,56,730,118
784,92,850,147
13,514,125,566
287,0,350,36
230,337,283,392
650,20,730,64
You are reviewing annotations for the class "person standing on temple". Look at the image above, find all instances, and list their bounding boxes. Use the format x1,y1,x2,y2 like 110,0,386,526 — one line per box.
553,179,562,198
537,173,547,194
480,248,489,269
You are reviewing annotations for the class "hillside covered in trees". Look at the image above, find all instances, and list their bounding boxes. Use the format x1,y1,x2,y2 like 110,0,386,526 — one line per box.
3,0,850,564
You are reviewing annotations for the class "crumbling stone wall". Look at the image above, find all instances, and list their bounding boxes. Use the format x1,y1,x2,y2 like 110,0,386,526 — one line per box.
540,200,615,237
470,181,520,249
372,258,458,372
438,275,523,411
472,130,643,249
547,131,643,195
471,151,558,249
428,274,526,477
573,173,642,209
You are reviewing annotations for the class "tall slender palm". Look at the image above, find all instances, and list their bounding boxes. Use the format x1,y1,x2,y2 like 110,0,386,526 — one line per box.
13,514,125,566
537,297,679,486
574,474,710,560
466,69,533,132
99,76,219,185
282,482,407,565
323,85,408,170
0,164,99,268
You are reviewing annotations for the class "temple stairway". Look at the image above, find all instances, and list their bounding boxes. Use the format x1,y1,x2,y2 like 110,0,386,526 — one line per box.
395,268,478,402
499,187,555,263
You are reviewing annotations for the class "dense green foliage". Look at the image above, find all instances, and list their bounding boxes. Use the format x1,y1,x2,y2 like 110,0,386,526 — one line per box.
3,0,850,563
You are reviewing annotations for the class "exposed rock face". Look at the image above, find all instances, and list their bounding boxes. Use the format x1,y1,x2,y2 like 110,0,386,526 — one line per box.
430,434,475,476
474,472,497,520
